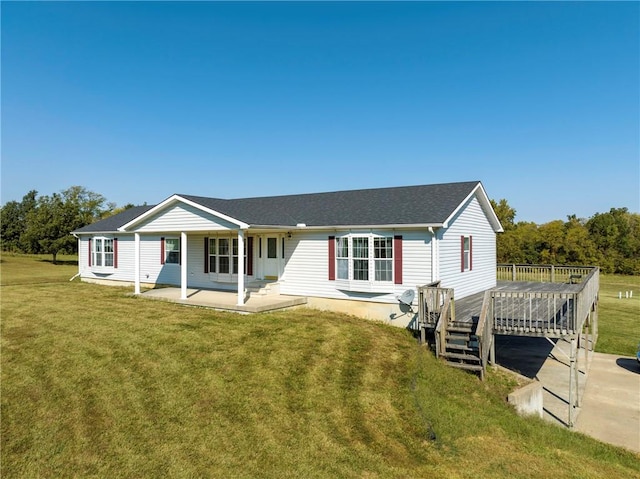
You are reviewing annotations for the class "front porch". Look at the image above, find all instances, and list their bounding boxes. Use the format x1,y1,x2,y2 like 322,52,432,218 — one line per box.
140,285,307,314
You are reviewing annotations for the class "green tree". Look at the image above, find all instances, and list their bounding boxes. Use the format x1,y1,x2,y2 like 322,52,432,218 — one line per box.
19,186,110,263
490,198,516,231
0,190,38,252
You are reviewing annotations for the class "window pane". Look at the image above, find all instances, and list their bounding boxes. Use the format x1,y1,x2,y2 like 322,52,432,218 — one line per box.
375,259,392,281
105,253,114,267
209,238,216,253
209,256,216,273
104,239,114,253
167,252,180,264
219,238,229,256
233,239,238,256
267,238,277,258
337,258,349,280
166,238,179,251
353,259,369,281
95,238,103,253
219,256,230,274
336,237,348,258
233,257,238,274
374,237,392,259
352,237,368,258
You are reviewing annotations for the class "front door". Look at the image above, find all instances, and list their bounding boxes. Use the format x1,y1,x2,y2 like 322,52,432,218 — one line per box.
264,236,279,280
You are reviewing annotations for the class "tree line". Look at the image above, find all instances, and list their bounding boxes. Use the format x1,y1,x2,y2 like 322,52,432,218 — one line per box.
491,199,640,275
1,187,638,273
0,186,133,263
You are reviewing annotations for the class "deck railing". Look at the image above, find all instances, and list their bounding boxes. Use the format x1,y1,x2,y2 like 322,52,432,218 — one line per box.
417,283,453,358
497,264,594,284
493,265,599,336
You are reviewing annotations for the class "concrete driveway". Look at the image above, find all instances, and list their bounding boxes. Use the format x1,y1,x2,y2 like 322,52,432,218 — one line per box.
574,353,640,453
495,336,640,453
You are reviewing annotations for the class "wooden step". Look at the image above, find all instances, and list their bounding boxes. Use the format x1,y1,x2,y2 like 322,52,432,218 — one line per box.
441,351,481,363
446,362,484,372
445,333,471,342
447,325,474,334
444,343,476,352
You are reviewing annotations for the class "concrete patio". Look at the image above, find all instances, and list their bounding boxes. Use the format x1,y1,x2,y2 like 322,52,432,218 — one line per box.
140,287,307,314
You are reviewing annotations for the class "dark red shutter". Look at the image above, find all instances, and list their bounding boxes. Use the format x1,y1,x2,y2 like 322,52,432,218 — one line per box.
461,236,465,272
469,236,473,271
394,235,403,284
247,236,254,276
88,238,92,267
114,238,118,269
204,237,209,273
160,237,165,265
328,236,336,280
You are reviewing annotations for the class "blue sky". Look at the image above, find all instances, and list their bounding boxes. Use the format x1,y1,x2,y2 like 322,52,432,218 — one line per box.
2,1,638,224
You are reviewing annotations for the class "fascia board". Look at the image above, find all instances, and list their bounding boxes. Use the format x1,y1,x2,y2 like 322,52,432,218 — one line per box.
118,194,249,231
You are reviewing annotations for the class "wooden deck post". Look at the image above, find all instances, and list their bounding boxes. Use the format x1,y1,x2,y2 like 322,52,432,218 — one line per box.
568,337,577,428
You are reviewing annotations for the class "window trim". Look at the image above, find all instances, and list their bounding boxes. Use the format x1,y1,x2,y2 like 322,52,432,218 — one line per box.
163,237,181,265
90,236,116,273
206,234,252,282
461,235,472,272
332,233,399,292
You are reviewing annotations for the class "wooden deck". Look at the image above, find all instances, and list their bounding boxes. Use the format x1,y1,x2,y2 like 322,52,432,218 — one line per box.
417,265,599,427
456,281,583,337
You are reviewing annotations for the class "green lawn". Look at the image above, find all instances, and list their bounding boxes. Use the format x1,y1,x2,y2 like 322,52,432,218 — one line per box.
2,255,639,478
596,274,640,356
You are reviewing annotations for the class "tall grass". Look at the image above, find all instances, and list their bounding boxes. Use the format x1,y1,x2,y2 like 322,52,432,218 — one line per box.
2,255,639,478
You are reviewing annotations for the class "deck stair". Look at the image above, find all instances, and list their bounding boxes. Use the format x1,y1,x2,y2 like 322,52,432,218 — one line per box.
441,320,484,377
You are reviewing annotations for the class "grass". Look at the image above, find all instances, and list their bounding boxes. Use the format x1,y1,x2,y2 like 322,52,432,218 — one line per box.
2,255,639,478
596,274,640,356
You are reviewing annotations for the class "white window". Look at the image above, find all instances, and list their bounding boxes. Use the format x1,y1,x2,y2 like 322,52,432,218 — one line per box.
208,236,240,275
165,238,180,264
336,234,393,283
462,236,472,272
92,237,114,268
336,237,349,280
374,237,393,281
208,238,217,273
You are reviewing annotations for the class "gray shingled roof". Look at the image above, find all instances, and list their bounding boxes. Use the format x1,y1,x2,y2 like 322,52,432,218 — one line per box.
73,181,483,233
73,205,155,233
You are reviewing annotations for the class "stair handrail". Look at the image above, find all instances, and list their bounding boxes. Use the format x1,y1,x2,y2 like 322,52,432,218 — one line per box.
433,288,454,359
476,289,494,375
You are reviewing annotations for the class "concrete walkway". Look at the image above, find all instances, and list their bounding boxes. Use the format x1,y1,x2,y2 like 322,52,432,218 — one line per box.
574,353,640,453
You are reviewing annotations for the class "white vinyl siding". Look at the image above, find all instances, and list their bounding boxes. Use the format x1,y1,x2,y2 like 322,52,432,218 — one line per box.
279,230,433,304
439,194,496,299
134,203,238,232
79,236,134,282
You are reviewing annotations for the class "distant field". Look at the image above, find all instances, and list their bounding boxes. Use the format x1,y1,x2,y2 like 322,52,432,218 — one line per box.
597,274,640,356
2,255,639,478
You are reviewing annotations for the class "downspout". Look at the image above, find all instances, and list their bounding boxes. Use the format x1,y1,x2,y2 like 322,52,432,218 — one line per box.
428,227,438,283
70,233,81,281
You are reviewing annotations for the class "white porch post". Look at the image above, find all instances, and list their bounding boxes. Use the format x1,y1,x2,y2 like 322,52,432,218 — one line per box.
134,233,141,295
180,232,188,300
237,229,245,306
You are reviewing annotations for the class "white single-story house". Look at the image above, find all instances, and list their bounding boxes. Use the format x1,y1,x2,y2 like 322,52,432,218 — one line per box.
72,181,503,328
